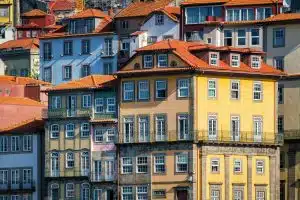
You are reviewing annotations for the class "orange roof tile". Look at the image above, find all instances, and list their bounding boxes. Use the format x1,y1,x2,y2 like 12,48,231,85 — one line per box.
0,96,45,106
182,0,281,6
0,75,51,85
264,13,300,22
181,0,229,5
118,39,284,77
21,9,47,17
0,38,39,50
143,6,180,24
114,0,173,18
69,8,111,19
0,118,44,133
50,0,75,11
15,22,41,29
48,75,116,91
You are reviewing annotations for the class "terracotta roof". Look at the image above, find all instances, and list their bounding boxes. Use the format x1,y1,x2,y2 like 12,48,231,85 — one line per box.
0,38,39,50
143,6,180,24
69,8,111,19
182,0,281,6
0,75,51,85
181,0,229,5
48,75,116,91
264,13,300,22
15,22,41,29
0,96,45,106
114,0,173,18
21,9,47,17
118,39,284,77
130,31,146,36
50,0,75,11
44,24,63,30
0,118,44,133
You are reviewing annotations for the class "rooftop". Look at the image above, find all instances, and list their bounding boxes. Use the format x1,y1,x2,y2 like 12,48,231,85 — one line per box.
182,0,282,6
21,9,47,17
0,96,45,106
0,38,39,50
0,75,51,85
114,0,173,18
143,6,181,23
50,0,75,11
69,8,111,19
47,75,116,91
264,13,300,22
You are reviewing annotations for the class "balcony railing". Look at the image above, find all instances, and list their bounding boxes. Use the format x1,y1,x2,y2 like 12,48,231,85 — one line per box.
117,130,283,145
283,130,300,140
42,108,92,118
90,173,116,182
0,180,36,193
45,170,90,178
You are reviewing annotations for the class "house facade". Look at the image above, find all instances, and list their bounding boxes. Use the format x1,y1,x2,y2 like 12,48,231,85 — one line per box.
39,9,118,85
0,0,14,26
116,39,284,200
43,75,117,200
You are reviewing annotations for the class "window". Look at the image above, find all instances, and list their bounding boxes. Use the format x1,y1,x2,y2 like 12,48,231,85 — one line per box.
208,115,217,139
10,69,17,76
278,85,284,104
0,136,8,152
11,136,20,152
256,7,272,20
147,36,157,45
231,116,240,141
226,8,254,21
224,30,232,46
51,96,61,109
93,189,102,200
94,161,101,180
107,129,115,142
155,80,167,99
176,153,188,172
251,56,261,69
137,156,148,173
0,196,8,200
81,123,90,137
43,42,52,61
11,169,19,185
23,169,32,184
186,7,199,24
94,129,104,142
106,98,116,112
233,188,243,200
81,40,90,54
123,82,134,101
65,124,75,138
121,41,130,50
185,31,203,41
137,186,148,200
154,154,165,173
234,160,242,173
82,95,91,108
66,152,74,168
143,55,153,68
155,115,166,141
66,183,75,198
81,65,90,77
63,65,72,80
138,81,149,100
104,63,113,75
210,186,220,200
256,160,264,174
177,79,189,97
256,191,265,200
32,30,37,38
211,159,219,173
274,57,284,71
186,6,222,24
153,190,166,198
273,28,285,47
209,52,219,66
237,29,246,46
163,35,173,40
51,153,59,176
0,170,8,185
278,115,284,134
121,21,128,29
81,183,90,200
178,114,189,140
251,29,260,45
122,186,133,200
253,116,263,138
208,79,217,98
63,41,73,56
44,67,52,83
104,39,113,56
23,135,32,151
158,54,168,67
20,69,29,77
231,54,240,67
155,14,164,25
253,82,262,101
95,98,104,113
231,80,240,100
122,157,133,174
138,116,149,142
50,124,60,138
124,117,134,143
11,196,20,200
280,152,285,169
0,7,8,17
280,181,285,200
81,152,89,176
85,19,94,33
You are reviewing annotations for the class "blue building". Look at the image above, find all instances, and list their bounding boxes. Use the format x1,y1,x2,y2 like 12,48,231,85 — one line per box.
39,9,118,85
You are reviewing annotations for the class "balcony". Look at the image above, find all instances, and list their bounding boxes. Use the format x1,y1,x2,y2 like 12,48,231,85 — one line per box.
44,170,90,179
283,130,300,140
0,181,36,193
90,173,116,182
42,108,92,119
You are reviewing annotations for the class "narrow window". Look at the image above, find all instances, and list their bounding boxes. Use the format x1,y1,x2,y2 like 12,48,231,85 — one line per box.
81,123,90,137
11,136,20,152
51,96,61,109
63,41,73,56
104,38,113,56
124,117,134,143
224,30,233,46
256,191,265,200
138,116,149,142
65,124,75,138
123,81,134,101
66,183,75,198
273,57,284,71
155,115,166,141
106,98,116,113
82,95,91,108
66,152,74,168
104,63,113,75
177,79,189,97
155,80,167,99
208,115,217,140
278,85,284,104
137,186,148,199
81,183,90,200
23,135,32,151
234,159,242,173
122,157,133,174
237,29,246,46
0,136,8,152
81,65,90,77
122,186,133,200
155,14,164,25
208,79,217,98
251,56,261,69
211,159,219,173
256,160,264,174
95,98,104,113
154,154,165,173
231,116,240,141
253,82,262,101
231,54,240,67
137,156,148,173
143,55,153,68
81,152,89,176
157,54,168,67
273,28,285,47
278,115,284,134
231,80,240,100
176,153,188,172
178,114,189,140
209,52,219,66
81,40,90,55
251,28,260,45
138,81,149,100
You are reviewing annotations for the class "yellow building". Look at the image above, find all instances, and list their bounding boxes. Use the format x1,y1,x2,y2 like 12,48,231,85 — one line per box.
0,0,14,25
116,39,284,200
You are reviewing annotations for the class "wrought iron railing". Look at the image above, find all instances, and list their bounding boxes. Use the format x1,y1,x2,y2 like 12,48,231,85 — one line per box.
42,108,92,118
0,180,36,191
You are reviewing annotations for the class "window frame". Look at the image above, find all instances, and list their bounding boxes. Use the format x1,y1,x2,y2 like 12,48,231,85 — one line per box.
230,80,240,100
80,123,90,137
155,114,167,141
253,81,263,101
11,136,20,152
122,186,133,200
123,81,135,101
121,157,133,174
236,29,246,46
82,94,92,108
137,186,148,200
177,79,190,98
155,14,164,25
136,156,148,173
81,39,90,55
63,40,73,56
273,27,285,48
143,55,153,68
175,153,188,173
23,135,32,152
256,160,264,174
65,123,75,138
230,54,240,67
95,98,104,113
138,80,150,101
223,29,233,46
81,64,90,77
209,52,219,66
157,54,168,68
155,80,167,99
273,56,284,71
211,158,220,173
51,96,61,109
63,65,72,80
65,183,75,198
66,152,75,168
154,154,165,173
233,159,242,173
106,97,116,113
251,28,260,46
208,79,217,99
251,55,261,69
0,136,8,152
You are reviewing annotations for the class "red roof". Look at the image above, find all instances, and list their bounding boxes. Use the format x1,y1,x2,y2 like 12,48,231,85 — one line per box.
50,0,75,11
114,0,173,18
143,6,180,24
264,13,300,22
0,75,51,85
48,75,116,91
15,22,41,29
117,39,284,77
22,9,47,17
69,8,111,19
0,38,39,50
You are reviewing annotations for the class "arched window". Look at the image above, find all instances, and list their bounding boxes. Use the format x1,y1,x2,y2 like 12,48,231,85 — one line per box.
81,152,89,176
50,152,59,177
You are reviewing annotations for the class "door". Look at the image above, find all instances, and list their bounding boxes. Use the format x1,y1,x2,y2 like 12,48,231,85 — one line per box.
231,116,240,141
105,160,114,181
176,190,188,200
253,117,262,142
67,96,76,117
208,116,217,140
106,189,113,200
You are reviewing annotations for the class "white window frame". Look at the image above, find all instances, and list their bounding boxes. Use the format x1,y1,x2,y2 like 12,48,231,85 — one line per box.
66,152,75,168
23,135,32,151
93,189,102,200
231,80,240,100
253,81,263,101
155,80,167,99
234,159,242,173
256,160,264,174
0,170,8,185
157,54,168,67
81,152,89,176
82,94,91,108
95,98,104,113
256,191,265,200
81,183,90,200
11,136,20,152
123,81,134,101
81,123,90,137
23,169,32,184
176,153,188,173
209,52,219,66
154,154,165,173
155,115,166,141
224,29,233,46
124,117,134,143
178,114,189,140
138,116,149,142
11,169,19,185
94,160,101,181
251,55,261,69
137,186,148,200
106,97,116,113
256,7,272,20
50,124,60,139
177,79,189,98
65,123,75,138
138,80,150,100
51,96,61,109
143,55,153,68
208,79,217,98
0,136,8,152
211,158,220,173
136,156,148,173
122,186,133,200
237,29,246,46
66,183,75,198
122,157,133,174
94,129,104,143
230,54,240,67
